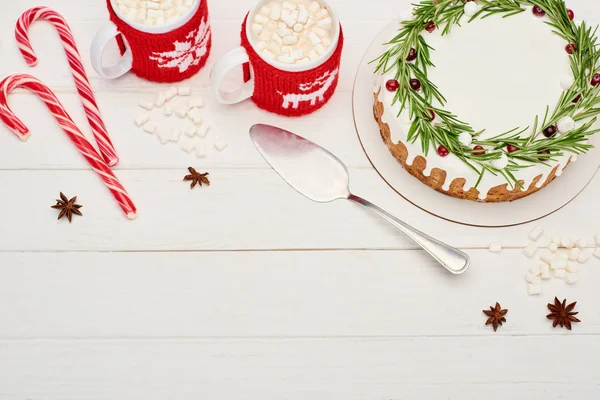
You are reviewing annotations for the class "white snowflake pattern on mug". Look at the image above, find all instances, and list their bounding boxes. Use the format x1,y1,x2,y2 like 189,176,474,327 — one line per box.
278,68,339,109
149,19,211,73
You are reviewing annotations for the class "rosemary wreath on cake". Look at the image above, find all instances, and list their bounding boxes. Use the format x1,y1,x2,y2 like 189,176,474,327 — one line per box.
373,0,600,189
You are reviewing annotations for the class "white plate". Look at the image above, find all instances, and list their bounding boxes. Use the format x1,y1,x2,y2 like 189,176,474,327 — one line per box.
352,18,600,227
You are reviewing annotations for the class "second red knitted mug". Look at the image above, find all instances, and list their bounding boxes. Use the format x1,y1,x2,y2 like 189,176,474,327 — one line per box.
91,0,212,82
210,0,343,117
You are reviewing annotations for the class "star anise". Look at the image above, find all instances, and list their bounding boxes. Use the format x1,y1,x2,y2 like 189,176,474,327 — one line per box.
51,192,83,223
483,302,508,331
547,297,581,330
183,167,210,189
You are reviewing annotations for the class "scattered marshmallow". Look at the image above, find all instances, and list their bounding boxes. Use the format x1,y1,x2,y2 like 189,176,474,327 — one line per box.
165,87,178,100
547,242,558,253
197,124,211,138
595,233,600,246
139,99,154,110
157,127,170,144
567,262,579,273
552,236,561,244
577,250,590,263
180,136,196,153
523,242,538,258
553,269,567,279
527,283,542,296
540,263,551,280
528,226,544,241
529,264,542,276
178,87,191,96
195,142,207,158
185,125,197,137
525,272,540,284
154,93,167,107
164,104,173,116
551,259,568,270
575,238,587,248
169,129,182,142
189,97,205,109
568,247,580,260
175,106,188,118
594,248,600,259
192,113,203,125
565,273,578,285
214,138,228,151
134,113,150,127
488,242,502,253
463,1,479,17
143,121,157,134
540,251,554,264
560,237,573,249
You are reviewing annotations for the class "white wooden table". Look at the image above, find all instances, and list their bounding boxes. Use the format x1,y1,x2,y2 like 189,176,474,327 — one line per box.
0,0,599,398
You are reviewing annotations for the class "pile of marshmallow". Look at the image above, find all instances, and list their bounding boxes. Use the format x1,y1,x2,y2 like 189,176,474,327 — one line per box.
115,0,195,26
251,0,335,64
134,87,227,158
489,227,600,295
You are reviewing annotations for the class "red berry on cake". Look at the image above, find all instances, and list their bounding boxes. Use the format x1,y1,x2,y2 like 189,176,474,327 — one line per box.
565,43,576,54
437,145,449,157
532,6,545,17
386,79,400,92
567,9,574,20
409,78,421,91
543,125,558,137
592,73,600,86
428,109,435,122
425,21,436,33
406,48,417,62
538,149,551,161
507,145,519,153
473,145,486,156
572,94,582,103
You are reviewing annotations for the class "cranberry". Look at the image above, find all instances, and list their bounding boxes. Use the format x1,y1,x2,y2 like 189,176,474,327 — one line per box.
425,21,436,33
427,109,435,122
539,149,551,162
409,78,421,91
572,94,582,103
567,9,574,20
532,6,545,17
437,145,449,157
566,43,576,54
592,73,600,86
473,145,486,156
385,79,400,92
432,0,439,4
543,125,558,137
406,48,417,62
507,145,520,153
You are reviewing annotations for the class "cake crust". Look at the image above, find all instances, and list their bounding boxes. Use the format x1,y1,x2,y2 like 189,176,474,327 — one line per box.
373,91,567,202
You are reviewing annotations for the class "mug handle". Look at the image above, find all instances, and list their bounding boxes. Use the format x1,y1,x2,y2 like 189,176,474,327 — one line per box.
210,47,255,104
90,22,133,80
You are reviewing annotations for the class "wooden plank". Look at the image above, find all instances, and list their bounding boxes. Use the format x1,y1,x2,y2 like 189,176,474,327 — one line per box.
0,250,597,338
0,169,598,251
0,337,598,399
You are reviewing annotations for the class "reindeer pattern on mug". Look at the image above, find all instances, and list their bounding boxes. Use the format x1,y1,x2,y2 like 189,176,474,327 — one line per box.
149,18,211,73
278,68,339,109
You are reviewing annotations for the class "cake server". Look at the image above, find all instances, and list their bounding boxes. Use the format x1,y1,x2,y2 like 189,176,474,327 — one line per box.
249,124,470,275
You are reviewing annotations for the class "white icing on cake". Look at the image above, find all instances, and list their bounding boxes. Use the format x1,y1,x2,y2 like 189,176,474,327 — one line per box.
375,10,581,199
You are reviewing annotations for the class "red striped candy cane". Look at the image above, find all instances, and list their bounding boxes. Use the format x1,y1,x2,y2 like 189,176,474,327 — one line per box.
16,6,119,167
0,74,136,219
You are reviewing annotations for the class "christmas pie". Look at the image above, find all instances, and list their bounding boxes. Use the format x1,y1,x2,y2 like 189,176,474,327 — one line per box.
372,1,600,202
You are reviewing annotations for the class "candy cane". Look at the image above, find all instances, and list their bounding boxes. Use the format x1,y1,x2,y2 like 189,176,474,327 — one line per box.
15,6,119,167
0,74,136,219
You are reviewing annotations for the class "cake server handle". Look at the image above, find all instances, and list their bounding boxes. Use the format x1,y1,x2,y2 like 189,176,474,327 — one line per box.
347,194,470,274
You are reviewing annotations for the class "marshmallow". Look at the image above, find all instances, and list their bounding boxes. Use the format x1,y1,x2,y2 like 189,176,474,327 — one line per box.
318,17,332,27
139,99,154,110
553,269,566,279
166,87,178,100
147,2,160,10
458,132,472,146
569,248,580,260
567,262,579,273
143,122,157,134
134,113,150,127
309,1,320,13
527,283,542,296
175,106,188,118
290,49,304,60
298,8,309,23
193,113,203,126
270,6,282,20
529,265,542,276
464,1,479,17
162,0,173,9
283,35,298,45
278,55,295,63
195,142,207,158
309,31,322,45
523,242,538,258
594,248,600,259
565,273,578,285
169,129,182,142
185,126,197,137
148,9,162,18
184,0,194,6
314,43,326,55
528,226,544,241
262,49,276,59
154,92,167,107
252,23,263,34
180,136,196,153
156,16,165,25
551,259,568,270
257,41,268,51
178,87,191,96
577,250,590,263
189,97,205,109
157,127,170,144
575,238,587,248
552,235,561,244
525,272,540,285
540,263,551,280
488,242,502,253
547,242,558,252
561,237,573,248
540,251,554,264
214,139,228,151
560,76,574,90
260,6,271,16
164,104,173,116
197,124,210,138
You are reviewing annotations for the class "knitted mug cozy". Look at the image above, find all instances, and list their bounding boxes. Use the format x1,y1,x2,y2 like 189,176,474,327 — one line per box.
106,0,212,83
240,15,344,117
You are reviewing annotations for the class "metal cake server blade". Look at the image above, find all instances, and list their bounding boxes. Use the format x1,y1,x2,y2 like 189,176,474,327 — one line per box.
249,124,470,275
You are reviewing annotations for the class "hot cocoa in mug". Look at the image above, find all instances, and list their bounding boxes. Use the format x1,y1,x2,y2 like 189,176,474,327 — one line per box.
91,0,212,82
211,0,343,116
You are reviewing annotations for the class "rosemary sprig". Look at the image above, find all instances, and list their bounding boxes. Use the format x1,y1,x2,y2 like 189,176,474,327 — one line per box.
371,0,600,188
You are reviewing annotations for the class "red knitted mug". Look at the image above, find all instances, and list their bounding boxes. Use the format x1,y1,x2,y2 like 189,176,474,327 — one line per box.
210,1,343,117
91,0,212,82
